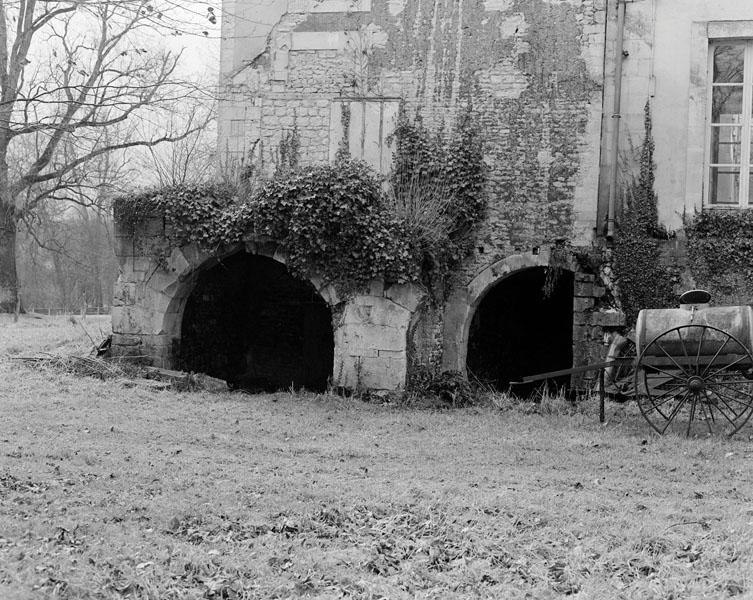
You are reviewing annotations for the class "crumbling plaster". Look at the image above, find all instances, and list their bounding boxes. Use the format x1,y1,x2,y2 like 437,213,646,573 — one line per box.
219,0,606,261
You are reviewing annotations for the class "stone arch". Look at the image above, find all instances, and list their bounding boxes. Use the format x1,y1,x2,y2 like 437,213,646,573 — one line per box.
466,266,575,393
113,225,429,390
442,253,562,376
141,240,338,389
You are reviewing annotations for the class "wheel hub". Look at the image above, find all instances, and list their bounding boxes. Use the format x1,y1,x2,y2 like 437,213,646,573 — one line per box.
688,376,705,393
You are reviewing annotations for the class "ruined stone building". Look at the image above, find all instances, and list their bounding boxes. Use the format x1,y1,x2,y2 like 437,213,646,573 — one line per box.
112,0,753,392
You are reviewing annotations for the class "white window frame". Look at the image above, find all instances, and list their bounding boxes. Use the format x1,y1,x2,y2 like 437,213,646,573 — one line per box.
705,40,753,208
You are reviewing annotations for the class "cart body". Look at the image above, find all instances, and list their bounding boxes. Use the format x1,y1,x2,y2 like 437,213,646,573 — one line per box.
636,305,753,358
633,291,753,436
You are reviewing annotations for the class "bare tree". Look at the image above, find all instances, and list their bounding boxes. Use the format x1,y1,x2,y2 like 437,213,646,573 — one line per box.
17,136,131,312
143,107,217,186
0,0,217,311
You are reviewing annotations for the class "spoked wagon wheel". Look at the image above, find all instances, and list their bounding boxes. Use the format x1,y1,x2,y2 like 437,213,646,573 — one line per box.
635,325,753,436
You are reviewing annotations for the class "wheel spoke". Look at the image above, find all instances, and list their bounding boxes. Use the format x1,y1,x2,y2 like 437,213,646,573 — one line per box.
704,354,749,380
708,384,753,411
709,386,750,419
698,399,715,434
641,373,685,420
711,380,753,404
645,380,687,400
676,328,692,372
641,369,689,417
686,393,699,437
642,391,686,416
705,389,742,426
643,380,687,419
707,399,717,423
700,336,736,378
653,338,690,377
695,326,706,374
660,390,691,434
643,364,687,381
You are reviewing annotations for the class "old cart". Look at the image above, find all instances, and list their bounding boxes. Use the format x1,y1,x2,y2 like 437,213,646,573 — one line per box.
518,290,753,436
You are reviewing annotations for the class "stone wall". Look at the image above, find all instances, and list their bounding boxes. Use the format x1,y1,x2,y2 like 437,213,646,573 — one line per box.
112,217,427,391
112,218,624,391
333,281,424,390
105,0,647,390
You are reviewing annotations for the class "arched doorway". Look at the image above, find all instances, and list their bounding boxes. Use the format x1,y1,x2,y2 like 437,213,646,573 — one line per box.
178,252,334,391
466,267,573,395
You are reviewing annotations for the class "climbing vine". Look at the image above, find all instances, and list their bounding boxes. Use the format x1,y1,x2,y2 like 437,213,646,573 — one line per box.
388,105,487,294
612,101,675,325
335,101,351,163
272,119,301,176
235,160,419,285
113,183,237,255
114,108,487,294
114,161,419,287
686,210,753,298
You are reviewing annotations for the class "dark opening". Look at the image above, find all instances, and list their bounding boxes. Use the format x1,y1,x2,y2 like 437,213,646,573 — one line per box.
466,267,574,396
179,252,334,392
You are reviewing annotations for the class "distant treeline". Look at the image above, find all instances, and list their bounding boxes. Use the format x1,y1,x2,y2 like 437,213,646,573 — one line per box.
17,206,118,313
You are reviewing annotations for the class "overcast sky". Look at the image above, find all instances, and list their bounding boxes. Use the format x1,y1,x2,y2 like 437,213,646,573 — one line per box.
158,2,223,84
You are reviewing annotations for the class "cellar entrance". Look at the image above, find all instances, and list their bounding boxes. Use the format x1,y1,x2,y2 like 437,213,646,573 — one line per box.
179,252,334,391
466,267,574,396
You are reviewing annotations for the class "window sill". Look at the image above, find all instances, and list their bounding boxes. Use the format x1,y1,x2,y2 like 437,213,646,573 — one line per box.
702,205,753,211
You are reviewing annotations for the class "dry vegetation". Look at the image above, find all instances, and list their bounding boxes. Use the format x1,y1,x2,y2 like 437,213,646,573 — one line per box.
1,315,753,599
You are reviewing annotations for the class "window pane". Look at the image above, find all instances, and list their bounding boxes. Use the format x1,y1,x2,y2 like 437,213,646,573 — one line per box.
712,87,743,123
709,167,741,204
711,126,742,164
713,44,745,83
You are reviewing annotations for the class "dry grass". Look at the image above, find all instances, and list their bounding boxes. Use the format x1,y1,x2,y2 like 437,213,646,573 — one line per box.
0,314,110,357
2,317,753,598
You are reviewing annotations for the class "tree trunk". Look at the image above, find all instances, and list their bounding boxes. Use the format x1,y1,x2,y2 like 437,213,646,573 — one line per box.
51,251,69,312
0,200,17,312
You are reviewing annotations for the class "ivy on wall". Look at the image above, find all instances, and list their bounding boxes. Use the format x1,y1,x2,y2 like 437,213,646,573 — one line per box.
612,102,675,325
685,210,753,298
114,108,488,295
114,162,418,287
113,183,237,250
236,160,419,285
388,106,487,293
272,120,301,177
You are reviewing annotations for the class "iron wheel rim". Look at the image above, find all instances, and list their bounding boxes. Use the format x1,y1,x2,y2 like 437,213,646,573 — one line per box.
634,325,753,437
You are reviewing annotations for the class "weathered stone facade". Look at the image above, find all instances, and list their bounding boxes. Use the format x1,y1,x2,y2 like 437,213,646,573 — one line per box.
112,0,637,391
220,0,606,256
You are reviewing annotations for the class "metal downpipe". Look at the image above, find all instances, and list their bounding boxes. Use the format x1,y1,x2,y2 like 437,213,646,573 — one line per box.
606,0,627,239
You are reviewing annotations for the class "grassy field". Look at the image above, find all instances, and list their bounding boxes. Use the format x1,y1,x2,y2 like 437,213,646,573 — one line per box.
2,315,753,599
